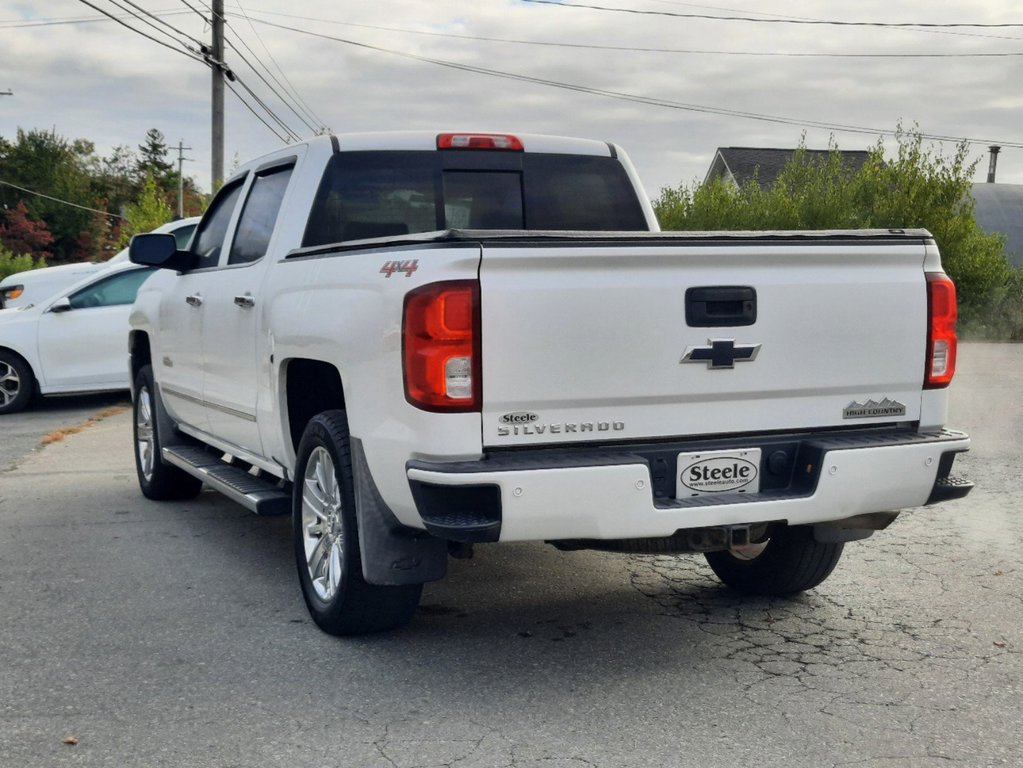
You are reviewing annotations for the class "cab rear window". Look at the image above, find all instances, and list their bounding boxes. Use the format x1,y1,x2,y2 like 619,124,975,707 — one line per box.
302,150,646,247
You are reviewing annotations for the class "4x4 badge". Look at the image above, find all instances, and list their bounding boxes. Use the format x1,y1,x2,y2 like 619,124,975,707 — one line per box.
680,339,761,369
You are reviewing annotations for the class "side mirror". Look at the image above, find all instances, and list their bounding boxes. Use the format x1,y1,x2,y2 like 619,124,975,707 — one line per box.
49,297,72,313
129,233,194,271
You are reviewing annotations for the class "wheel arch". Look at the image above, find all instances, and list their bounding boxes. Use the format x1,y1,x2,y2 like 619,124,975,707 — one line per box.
283,357,346,457
128,331,152,395
0,345,38,385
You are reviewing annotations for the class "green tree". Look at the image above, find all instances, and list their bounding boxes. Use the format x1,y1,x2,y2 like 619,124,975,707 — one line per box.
120,173,172,246
0,128,98,263
136,128,174,183
653,129,1015,332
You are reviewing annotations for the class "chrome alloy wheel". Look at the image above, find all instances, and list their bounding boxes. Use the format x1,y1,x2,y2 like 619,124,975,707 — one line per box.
301,446,345,602
0,359,21,407
135,385,156,482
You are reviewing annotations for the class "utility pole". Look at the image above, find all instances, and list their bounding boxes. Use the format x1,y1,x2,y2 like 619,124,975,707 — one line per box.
211,0,224,191
175,140,193,218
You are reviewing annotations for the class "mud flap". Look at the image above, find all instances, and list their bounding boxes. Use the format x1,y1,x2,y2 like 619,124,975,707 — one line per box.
350,438,448,586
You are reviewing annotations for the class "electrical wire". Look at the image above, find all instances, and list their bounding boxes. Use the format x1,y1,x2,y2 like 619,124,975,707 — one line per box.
231,1,328,130
118,0,204,46
101,0,198,51
74,0,204,62
0,179,126,219
177,0,209,23
223,35,318,134
224,81,291,143
252,17,1023,150
522,0,1023,29
234,9,1023,58
0,10,192,29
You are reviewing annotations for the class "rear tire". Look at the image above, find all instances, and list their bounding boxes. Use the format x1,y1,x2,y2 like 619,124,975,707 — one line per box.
704,525,843,596
0,350,35,414
133,365,203,500
293,410,422,636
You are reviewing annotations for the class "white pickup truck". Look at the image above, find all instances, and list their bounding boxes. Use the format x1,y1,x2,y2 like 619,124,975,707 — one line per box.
128,131,972,635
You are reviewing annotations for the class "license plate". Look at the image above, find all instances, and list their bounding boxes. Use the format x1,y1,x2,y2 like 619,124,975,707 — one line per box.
676,448,762,498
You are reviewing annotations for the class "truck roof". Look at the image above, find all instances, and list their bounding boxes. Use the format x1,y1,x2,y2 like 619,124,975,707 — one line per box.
312,131,616,156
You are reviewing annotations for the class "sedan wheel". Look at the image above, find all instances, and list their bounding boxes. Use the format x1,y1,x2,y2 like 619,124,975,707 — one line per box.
0,351,34,414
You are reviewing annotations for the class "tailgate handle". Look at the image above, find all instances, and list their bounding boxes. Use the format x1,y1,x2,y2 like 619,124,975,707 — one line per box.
686,286,756,327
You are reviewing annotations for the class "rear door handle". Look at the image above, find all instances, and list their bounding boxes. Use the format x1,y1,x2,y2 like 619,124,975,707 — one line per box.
234,294,255,309
185,293,203,307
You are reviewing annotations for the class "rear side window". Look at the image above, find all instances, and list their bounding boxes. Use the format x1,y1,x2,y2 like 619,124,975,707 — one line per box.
303,150,646,247
303,152,437,247
229,165,293,265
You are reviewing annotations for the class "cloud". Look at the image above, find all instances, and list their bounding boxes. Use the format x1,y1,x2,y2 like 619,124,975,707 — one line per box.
3,0,1022,197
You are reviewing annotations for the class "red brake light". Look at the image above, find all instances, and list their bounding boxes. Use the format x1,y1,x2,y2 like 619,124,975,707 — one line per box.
403,280,481,412
437,133,523,151
925,272,957,389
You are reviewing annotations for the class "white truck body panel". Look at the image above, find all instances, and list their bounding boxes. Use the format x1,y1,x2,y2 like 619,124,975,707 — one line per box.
478,239,927,447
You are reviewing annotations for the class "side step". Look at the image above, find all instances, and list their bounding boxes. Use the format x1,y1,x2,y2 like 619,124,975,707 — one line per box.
163,445,291,516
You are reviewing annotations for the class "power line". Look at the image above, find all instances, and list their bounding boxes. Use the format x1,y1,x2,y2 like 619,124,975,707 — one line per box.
229,72,302,141
522,0,1023,29
231,1,328,130
0,10,193,29
74,0,204,62
223,34,317,134
252,17,1023,150
118,0,203,46
100,0,198,52
177,0,209,23
224,81,291,143
236,9,1023,58
0,179,126,219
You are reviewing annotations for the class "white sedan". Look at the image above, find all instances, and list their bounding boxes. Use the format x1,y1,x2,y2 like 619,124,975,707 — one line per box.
0,262,156,414
0,217,198,309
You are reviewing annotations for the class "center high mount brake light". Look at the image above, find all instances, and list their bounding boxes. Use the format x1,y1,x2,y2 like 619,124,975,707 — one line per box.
436,133,524,151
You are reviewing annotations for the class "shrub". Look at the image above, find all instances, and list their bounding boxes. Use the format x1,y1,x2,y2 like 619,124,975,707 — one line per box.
0,245,46,282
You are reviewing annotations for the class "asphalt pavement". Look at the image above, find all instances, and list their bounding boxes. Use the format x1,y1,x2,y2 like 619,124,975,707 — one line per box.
0,344,1019,767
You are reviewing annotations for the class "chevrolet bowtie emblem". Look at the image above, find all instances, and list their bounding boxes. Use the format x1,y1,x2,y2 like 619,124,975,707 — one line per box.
680,339,761,369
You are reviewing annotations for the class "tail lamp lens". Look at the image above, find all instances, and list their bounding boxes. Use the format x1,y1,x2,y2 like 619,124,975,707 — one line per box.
403,280,481,411
925,272,957,389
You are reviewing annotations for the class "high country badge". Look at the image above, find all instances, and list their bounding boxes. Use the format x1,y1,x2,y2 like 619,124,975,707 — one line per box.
843,398,907,419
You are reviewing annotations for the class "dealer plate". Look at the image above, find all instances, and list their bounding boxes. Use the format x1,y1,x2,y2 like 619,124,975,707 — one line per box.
676,448,762,498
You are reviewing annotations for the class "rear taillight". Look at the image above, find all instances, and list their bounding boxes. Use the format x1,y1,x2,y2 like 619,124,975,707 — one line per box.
925,272,957,389
403,280,481,412
437,133,523,151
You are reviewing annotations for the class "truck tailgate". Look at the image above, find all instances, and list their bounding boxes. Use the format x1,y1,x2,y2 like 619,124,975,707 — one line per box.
479,236,928,448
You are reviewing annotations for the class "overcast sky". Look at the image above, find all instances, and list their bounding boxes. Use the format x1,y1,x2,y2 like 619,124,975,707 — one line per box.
2,1,1023,200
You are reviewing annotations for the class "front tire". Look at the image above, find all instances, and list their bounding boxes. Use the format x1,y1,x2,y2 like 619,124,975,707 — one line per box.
293,411,422,636
133,365,203,500
0,350,35,414
704,525,843,596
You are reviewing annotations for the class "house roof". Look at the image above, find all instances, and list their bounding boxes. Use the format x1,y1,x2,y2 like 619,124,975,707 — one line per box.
705,147,872,188
971,183,1023,268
